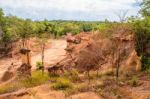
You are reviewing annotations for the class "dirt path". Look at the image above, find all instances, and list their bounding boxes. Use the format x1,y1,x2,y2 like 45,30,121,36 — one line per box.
0,40,67,79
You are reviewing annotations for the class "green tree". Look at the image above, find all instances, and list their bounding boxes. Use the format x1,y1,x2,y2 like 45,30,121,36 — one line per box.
19,19,34,48
1,30,13,47
0,8,5,27
80,23,92,32
141,0,150,16
132,17,150,71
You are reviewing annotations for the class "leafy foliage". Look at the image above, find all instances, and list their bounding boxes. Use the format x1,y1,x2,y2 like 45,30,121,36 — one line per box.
141,0,150,16
130,16,150,71
141,55,150,71
36,61,44,70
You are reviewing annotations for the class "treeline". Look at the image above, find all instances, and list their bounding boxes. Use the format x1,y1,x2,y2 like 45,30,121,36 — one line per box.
0,8,108,43
0,8,109,58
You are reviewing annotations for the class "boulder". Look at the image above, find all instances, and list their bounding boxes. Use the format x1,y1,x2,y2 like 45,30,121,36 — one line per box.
17,64,31,76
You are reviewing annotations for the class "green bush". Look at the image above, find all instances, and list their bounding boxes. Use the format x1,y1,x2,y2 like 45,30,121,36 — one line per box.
51,78,73,90
141,55,150,71
36,61,44,70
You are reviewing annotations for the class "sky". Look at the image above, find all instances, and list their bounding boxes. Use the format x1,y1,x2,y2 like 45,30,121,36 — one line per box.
0,0,141,21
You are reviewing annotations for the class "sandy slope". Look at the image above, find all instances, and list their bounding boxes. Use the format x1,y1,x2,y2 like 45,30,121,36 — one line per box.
0,40,67,79
31,40,67,69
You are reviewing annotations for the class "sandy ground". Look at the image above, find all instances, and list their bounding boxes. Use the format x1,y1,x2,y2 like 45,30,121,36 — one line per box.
31,40,67,69
0,84,101,99
0,40,67,79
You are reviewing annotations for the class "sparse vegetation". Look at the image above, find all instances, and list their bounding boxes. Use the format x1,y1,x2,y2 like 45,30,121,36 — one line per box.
51,77,73,90
64,69,80,82
129,76,139,87
0,71,50,94
36,61,44,70
21,71,49,87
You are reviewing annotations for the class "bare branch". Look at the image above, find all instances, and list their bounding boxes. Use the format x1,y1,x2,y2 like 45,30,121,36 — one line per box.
114,10,129,22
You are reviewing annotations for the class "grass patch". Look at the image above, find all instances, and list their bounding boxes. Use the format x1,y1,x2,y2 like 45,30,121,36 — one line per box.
51,77,73,90
21,71,49,88
0,71,50,94
64,69,80,82
64,82,90,96
0,82,21,94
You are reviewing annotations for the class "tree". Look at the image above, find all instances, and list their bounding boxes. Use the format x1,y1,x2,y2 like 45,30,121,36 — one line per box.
132,17,150,71
36,33,49,74
0,8,5,40
115,10,128,22
81,24,93,32
2,28,14,45
19,19,34,48
0,8,5,27
111,39,122,80
141,0,150,16
110,24,132,80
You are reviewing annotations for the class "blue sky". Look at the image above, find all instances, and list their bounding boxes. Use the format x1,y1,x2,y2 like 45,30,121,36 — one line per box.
0,0,141,21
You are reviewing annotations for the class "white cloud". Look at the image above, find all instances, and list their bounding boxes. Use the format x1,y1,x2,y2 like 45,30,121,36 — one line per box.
0,0,141,21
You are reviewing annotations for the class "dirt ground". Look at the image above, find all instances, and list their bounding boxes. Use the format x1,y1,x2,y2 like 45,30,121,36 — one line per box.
0,84,101,99
0,37,149,99
0,40,67,79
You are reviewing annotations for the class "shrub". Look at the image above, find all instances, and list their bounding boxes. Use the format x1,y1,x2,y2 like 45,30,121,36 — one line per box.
49,73,60,82
141,55,150,71
51,78,73,90
104,69,114,76
64,69,80,82
36,61,44,70
129,76,139,87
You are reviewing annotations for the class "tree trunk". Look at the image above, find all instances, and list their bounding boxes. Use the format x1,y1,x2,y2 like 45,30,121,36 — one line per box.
116,60,119,80
41,43,45,75
116,48,120,80
87,71,91,84
22,39,26,48
96,70,99,77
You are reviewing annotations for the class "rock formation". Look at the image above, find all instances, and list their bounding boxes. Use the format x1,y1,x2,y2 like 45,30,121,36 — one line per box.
17,48,31,76
51,32,141,73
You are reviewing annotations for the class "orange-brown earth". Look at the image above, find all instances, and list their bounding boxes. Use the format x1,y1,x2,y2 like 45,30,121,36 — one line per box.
0,33,150,99
0,40,67,80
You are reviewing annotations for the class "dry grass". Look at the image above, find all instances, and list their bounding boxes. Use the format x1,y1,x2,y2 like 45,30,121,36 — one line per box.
51,77,73,90
0,71,50,94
